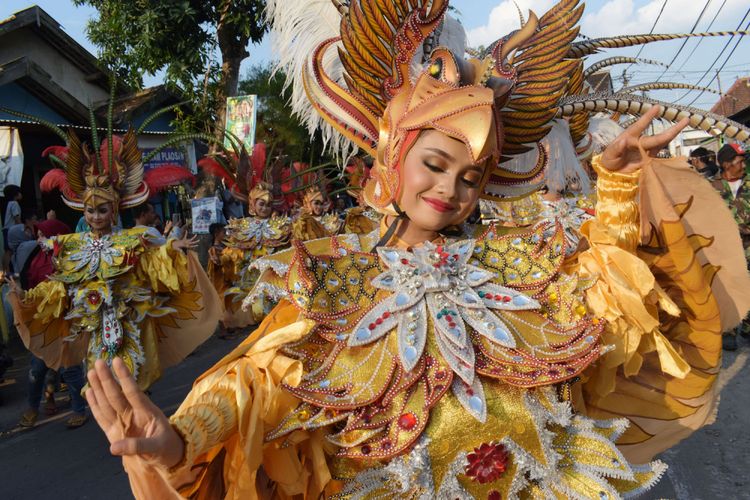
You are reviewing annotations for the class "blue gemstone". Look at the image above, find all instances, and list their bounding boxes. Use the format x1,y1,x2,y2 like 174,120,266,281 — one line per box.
512,295,530,306
381,275,394,285
404,346,418,362
469,270,485,281
512,237,522,246
395,293,409,306
355,328,371,341
383,250,398,262
493,328,511,343
458,243,471,254
469,395,483,413
464,293,478,304
319,379,331,388
335,333,347,341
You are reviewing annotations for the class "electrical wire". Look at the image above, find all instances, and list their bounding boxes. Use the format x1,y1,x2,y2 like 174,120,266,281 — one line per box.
687,18,750,106
674,6,750,102
672,0,727,73
654,0,714,82
624,0,669,74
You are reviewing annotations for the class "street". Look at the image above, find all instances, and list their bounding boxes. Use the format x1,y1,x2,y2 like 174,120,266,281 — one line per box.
1,334,749,499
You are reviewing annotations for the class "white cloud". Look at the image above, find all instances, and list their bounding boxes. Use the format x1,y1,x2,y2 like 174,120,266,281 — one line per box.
466,0,556,48
465,0,749,47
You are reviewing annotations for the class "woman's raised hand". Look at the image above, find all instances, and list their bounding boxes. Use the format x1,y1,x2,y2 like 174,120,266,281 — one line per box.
601,105,690,174
86,358,184,469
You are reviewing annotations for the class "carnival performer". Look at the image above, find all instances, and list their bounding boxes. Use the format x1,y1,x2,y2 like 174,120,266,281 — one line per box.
7,127,222,391
86,1,750,498
342,157,381,235
199,149,292,330
291,185,342,240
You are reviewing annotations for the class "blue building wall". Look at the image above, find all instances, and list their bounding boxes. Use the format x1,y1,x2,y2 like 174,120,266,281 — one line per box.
0,82,70,124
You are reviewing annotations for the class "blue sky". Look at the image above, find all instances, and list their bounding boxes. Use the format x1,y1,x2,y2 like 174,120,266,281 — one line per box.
3,0,749,110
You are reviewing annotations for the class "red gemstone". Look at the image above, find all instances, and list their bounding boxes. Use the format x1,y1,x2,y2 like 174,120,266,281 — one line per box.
435,370,446,380
383,311,391,319
361,444,371,455
375,318,383,325
445,315,452,322
368,323,376,330
398,412,417,431
502,296,511,303
464,442,510,484
400,258,410,265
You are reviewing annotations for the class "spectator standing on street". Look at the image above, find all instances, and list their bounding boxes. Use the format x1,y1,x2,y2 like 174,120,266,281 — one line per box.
689,147,719,179
3,184,22,229
17,218,88,429
712,143,750,350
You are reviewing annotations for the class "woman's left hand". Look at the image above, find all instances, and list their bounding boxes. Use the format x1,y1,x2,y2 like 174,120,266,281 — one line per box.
601,105,690,174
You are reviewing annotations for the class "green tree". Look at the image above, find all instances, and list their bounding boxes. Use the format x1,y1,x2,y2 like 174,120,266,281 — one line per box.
74,0,267,142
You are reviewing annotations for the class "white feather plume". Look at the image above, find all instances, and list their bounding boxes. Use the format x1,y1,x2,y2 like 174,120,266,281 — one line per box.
266,0,355,164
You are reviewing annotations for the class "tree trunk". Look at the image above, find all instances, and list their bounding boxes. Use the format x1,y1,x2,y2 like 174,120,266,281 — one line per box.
213,12,249,151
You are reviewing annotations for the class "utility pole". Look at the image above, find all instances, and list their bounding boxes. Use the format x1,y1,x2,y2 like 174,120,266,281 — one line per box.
717,69,725,147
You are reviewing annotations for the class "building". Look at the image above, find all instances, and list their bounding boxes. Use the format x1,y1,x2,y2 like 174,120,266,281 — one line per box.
0,5,196,228
711,76,750,129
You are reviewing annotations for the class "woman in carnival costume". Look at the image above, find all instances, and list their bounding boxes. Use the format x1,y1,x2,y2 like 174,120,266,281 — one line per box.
200,148,292,328
342,157,382,235
292,185,343,240
7,127,222,391
86,1,750,497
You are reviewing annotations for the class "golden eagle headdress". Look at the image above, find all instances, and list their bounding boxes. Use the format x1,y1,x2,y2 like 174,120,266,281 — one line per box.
268,0,750,214
40,129,149,215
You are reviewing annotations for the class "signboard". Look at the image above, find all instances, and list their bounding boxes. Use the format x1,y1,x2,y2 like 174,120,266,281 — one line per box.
191,197,223,234
224,95,257,151
142,146,191,171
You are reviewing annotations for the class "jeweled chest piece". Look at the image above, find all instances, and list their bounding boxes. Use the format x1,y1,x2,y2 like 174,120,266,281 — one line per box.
348,239,541,422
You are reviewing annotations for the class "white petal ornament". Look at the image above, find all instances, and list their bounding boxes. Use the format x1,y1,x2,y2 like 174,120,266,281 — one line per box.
348,240,541,422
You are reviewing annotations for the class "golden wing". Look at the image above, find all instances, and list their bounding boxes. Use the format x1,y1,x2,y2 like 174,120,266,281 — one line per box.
303,0,447,155
499,0,583,157
64,129,87,195
120,128,144,196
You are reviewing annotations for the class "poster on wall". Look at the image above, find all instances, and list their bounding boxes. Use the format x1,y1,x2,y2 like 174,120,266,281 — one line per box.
191,197,223,234
224,95,257,151
0,127,23,194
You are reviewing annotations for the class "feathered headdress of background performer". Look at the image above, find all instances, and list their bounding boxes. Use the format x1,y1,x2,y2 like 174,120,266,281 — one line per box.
197,139,271,205
39,128,149,215
345,157,370,202
267,0,750,210
4,89,206,216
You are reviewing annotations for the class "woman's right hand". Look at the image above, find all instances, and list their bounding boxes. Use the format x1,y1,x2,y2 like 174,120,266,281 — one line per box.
86,358,185,469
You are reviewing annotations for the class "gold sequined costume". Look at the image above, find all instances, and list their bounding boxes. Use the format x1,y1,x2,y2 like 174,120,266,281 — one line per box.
117,0,750,497
10,127,221,390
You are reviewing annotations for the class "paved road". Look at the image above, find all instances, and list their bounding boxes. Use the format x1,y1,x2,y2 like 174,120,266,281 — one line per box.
1,334,748,499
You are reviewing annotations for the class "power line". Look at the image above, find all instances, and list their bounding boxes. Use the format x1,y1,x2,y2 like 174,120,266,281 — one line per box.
624,0,669,74
687,19,750,106
673,0,727,73
655,0,714,82
674,6,750,102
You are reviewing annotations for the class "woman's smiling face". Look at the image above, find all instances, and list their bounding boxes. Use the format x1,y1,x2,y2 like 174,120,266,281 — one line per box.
398,129,485,233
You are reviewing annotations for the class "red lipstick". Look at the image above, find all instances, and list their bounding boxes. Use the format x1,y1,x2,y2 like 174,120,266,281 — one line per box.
422,197,455,213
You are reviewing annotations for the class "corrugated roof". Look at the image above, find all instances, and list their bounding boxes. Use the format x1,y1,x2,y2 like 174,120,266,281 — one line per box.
711,77,750,117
